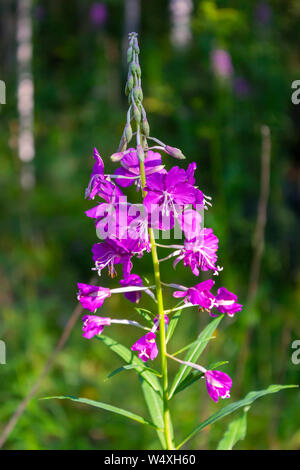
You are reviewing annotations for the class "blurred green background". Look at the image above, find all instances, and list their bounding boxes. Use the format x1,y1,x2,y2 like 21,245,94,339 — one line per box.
0,0,299,450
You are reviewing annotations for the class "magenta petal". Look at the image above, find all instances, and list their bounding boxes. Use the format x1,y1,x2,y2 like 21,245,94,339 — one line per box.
114,167,135,187
205,370,232,402
177,209,202,238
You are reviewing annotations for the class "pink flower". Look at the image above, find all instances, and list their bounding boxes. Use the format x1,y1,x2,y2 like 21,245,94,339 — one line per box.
214,287,242,317
114,149,164,188
174,228,220,276
173,281,242,317
144,166,204,231
119,274,143,303
153,314,169,331
92,237,144,278
154,314,169,327
82,315,111,339
173,279,215,310
205,370,232,403
131,332,158,362
77,283,111,312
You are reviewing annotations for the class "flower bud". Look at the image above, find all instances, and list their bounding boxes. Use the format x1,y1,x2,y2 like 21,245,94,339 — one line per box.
110,151,127,162
118,135,127,152
127,46,133,64
124,123,133,143
142,118,150,137
133,87,140,102
133,39,140,55
127,75,134,91
165,145,186,159
133,104,141,123
130,63,138,75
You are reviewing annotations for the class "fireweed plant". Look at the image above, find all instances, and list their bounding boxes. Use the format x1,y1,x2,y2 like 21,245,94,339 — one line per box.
48,33,296,450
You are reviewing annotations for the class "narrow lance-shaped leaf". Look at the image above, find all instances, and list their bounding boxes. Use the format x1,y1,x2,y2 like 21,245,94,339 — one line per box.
166,309,182,344
106,364,161,380
139,377,166,449
177,384,298,449
97,335,162,394
217,407,249,450
173,361,229,397
42,396,160,430
135,307,154,325
169,315,224,398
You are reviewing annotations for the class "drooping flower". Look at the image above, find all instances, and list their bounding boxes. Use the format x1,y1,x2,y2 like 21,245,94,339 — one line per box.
166,353,232,404
85,148,105,199
173,279,215,310
174,228,221,276
120,274,143,303
131,331,158,362
77,283,111,312
114,149,165,188
82,315,111,339
92,237,145,278
214,287,243,317
173,281,242,317
85,147,124,202
204,370,232,403
144,166,204,230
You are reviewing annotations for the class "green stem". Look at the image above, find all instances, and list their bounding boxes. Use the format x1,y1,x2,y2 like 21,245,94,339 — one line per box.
139,151,174,450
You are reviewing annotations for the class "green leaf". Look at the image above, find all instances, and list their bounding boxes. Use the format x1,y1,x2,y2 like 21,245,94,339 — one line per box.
139,377,166,449
173,336,215,357
166,309,183,344
106,364,161,380
217,407,249,450
169,316,224,398
42,396,160,430
135,307,154,325
173,370,203,396
177,384,298,449
172,362,229,397
97,335,162,394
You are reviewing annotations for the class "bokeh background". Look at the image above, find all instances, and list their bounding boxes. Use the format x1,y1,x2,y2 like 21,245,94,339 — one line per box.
0,0,299,450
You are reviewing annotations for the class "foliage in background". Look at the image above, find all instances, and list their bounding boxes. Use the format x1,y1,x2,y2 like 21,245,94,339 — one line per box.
0,0,299,449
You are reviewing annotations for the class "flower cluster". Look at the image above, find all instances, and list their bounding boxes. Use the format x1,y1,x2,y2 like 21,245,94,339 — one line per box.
173,280,242,317
77,32,243,405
